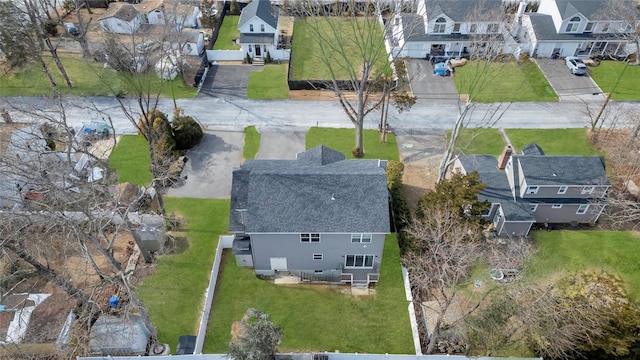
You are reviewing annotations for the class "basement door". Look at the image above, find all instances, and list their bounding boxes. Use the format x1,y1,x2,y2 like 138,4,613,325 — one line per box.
270,257,287,271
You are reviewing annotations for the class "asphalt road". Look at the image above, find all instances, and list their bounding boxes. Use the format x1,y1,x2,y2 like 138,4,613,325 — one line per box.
1,96,634,135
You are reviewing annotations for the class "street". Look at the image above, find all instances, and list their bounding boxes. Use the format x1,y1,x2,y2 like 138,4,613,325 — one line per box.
0,95,634,134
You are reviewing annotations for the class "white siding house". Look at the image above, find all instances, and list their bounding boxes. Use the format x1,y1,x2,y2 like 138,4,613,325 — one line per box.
237,0,279,59
98,4,141,34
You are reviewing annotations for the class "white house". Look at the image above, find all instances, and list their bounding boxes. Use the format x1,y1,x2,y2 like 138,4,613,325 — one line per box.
517,0,639,58
237,0,279,59
396,0,510,59
98,4,141,34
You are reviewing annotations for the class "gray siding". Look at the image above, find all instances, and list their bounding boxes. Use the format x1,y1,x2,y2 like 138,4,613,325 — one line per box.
532,204,604,223
520,185,609,199
250,233,386,279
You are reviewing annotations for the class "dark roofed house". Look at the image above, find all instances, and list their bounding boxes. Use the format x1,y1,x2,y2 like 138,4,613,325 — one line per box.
98,3,141,34
454,143,610,237
229,146,390,286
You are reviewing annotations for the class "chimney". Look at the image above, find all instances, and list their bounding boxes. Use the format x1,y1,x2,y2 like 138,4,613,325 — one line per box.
516,1,527,24
497,145,513,170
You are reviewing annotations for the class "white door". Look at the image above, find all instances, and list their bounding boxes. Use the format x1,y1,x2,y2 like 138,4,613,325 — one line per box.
270,257,287,271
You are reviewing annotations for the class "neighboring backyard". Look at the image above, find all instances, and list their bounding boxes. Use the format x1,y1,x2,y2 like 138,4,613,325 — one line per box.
214,15,241,50
453,60,557,103
0,55,197,98
589,60,640,101
290,18,389,80
204,234,414,354
247,64,289,99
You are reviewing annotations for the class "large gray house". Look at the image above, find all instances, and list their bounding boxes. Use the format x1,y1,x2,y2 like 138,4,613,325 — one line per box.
454,144,610,236
229,146,391,286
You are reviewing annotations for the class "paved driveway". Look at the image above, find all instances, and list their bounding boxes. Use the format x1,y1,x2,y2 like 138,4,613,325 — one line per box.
166,126,244,198
198,64,261,99
406,59,459,102
534,58,604,101
255,126,307,159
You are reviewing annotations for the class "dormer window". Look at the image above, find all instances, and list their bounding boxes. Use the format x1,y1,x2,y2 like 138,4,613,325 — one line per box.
487,23,499,33
250,24,254,32
433,17,446,34
602,22,610,32
565,16,580,32
453,23,461,33
585,22,594,32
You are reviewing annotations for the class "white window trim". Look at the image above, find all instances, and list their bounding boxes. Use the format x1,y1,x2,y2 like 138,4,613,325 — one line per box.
576,204,589,215
552,204,563,209
344,254,375,269
558,186,568,194
300,233,320,243
581,186,595,195
313,253,323,261
530,204,538,212
526,186,539,194
351,233,372,243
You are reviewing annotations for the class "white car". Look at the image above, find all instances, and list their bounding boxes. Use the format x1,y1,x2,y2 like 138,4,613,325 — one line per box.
565,56,587,75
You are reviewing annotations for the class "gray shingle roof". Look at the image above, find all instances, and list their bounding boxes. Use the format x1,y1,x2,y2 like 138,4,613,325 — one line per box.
521,143,545,156
229,146,390,233
240,33,275,44
99,3,138,21
515,155,609,186
238,0,277,30
424,0,503,21
555,0,627,20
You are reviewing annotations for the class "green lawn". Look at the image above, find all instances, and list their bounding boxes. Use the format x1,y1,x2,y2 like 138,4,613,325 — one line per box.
589,61,640,100
214,15,241,50
525,230,640,302
451,128,504,156
306,127,399,160
243,126,261,160
291,18,390,80
137,198,230,351
0,54,197,98
108,135,153,186
453,60,557,103
505,128,597,156
204,234,414,354
247,64,289,99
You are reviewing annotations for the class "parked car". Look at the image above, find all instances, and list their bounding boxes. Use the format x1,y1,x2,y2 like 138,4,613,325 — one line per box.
565,56,587,75
64,22,79,37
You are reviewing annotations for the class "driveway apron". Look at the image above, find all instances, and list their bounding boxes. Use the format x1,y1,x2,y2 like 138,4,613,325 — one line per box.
198,64,259,99
407,59,459,102
533,58,604,101
255,126,307,159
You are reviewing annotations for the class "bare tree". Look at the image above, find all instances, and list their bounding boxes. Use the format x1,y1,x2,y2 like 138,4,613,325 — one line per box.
286,0,415,157
605,0,640,64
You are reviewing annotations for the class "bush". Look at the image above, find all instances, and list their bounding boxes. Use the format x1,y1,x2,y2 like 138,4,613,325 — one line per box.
172,108,204,150
138,109,175,164
230,0,240,15
386,160,413,253
244,53,252,64
265,51,272,64
43,20,58,36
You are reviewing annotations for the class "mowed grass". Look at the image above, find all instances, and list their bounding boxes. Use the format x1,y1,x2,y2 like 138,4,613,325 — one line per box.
291,18,390,80
137,198,230,351
589,60,640,100
213,15,241,50
0,54,196,98
306,127,399,160
247,64,289,99
451,128,504,156
204,234,414,354
505,128,597,156
453,60,557,103
243,126,261,160
525,230,640,302
108,135,153,186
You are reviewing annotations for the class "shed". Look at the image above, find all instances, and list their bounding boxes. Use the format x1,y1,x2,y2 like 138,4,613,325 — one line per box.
89,315,150,356
232,234,253,267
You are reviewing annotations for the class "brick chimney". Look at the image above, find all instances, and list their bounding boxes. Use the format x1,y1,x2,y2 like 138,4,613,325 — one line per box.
497,145,513,170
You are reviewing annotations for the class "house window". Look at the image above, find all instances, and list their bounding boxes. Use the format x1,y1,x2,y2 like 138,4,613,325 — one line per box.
250,24,254,32
602,22,610,32
433,17,446,33
558,186,568,194
313,253,323,261
576,204,589,214
529,204,538,212
261,24,265,32
585,22,594,32
552,204,563,209
470,23,477,33
345,255,374,269
526,186,539,194
565,16,580,32
487,23,499,33
351,233,372,243
581,186,595,195
248,45,252,52
453,23,461,33
301,233,320,243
